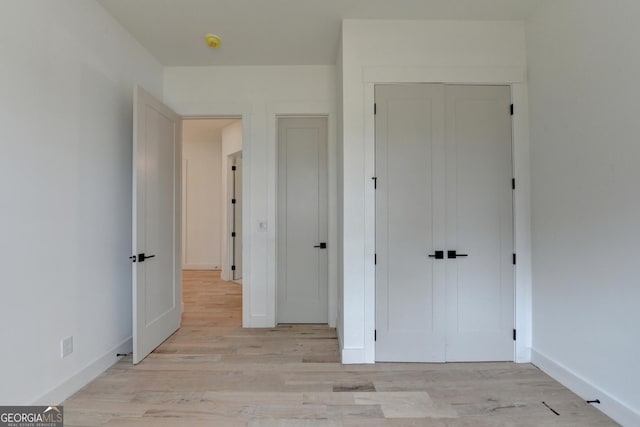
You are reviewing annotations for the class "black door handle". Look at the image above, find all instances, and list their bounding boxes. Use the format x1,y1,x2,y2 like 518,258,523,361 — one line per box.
138,253,156,262
314,243,327,249
447,250,468,259
428,250,444,259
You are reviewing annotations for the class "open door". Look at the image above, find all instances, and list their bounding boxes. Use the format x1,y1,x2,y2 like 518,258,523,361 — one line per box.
132,86,182,364
232,156,242,280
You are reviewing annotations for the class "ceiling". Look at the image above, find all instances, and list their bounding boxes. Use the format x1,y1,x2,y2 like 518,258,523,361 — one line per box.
99,0,537,67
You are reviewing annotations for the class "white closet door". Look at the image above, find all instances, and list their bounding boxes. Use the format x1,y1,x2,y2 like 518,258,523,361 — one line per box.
374,84,514,363
444,85,514,361
277,117,328,323
375,84,446,362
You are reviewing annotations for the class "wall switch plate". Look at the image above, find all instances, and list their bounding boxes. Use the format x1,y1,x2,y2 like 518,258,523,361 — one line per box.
61,336,73,358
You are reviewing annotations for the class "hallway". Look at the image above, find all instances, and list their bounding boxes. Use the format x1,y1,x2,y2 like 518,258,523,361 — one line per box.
63,271,616,426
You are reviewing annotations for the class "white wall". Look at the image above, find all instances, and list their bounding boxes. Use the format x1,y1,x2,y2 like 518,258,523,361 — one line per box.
182,121,223,269
164,66,337,327
0,0,163,404
340,20,529,363
220,121,243,281
527,1,640,424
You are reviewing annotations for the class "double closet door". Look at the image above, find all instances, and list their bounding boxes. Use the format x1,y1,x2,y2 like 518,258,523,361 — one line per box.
375,84,514,362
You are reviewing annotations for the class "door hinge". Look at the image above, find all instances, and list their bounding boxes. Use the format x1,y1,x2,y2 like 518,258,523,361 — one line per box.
231,198,236,204
372,177,377,189
513,329,517,341
513,253,517,265
374,329,377,341
512,178,516,190
510,104,514,116
231,232,236,237
231,165,237,171
374,103,377,115
231,265,236,271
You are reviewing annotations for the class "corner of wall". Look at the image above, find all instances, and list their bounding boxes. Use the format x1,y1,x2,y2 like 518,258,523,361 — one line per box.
33,338,132,405
532,349,640,427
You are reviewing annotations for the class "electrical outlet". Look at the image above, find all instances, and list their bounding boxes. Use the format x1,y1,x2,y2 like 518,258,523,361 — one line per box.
61,336,73,358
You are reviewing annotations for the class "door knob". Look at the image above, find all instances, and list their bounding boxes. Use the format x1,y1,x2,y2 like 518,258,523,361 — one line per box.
447,250,468,259
314,243,327,249
428,250,444,259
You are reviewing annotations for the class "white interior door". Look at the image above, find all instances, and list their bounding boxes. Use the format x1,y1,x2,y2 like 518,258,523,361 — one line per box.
133,86,182,364
375,84,446,362
375,84,514,362
277,117,328,324
444,85,514,361
233,156,243,280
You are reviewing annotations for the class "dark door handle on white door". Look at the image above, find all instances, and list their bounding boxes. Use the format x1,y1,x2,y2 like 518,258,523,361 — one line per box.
428,251,444,259
314,243,327,249
447,250,468,259
131,253,156,262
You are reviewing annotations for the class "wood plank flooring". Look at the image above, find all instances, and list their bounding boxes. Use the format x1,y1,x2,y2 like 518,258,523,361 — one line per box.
63,270,618,426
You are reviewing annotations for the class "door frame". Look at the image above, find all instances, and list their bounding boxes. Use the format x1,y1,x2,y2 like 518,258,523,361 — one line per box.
268,101,340,328
363,68,532,364
269,105,337,328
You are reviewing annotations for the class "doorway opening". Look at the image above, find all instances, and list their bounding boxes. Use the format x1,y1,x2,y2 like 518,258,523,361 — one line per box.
181,117,243,321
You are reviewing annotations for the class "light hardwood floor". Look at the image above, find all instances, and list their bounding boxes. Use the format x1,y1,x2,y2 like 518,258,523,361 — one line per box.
63,270,618,426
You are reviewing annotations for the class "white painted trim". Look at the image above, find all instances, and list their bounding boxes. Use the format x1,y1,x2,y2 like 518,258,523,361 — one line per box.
363,66,526,84
162,101,256,328
33,337,132,405
182,264,220,270
243,315,274,328
267,101,338,328
362,67,532,365
341,347,369,365
532,349,640,427
337,317,344,354
511,83,533,363
362,84,377,364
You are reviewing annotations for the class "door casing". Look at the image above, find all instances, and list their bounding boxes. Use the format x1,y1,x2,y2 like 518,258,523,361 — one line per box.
360,70,531,364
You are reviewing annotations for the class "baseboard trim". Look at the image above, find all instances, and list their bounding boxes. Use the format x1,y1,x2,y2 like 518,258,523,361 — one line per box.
33,337,132,405
337,323,344,357
532,349,639,426
243,316,274,328
341,347,370,364
515,345,531,363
